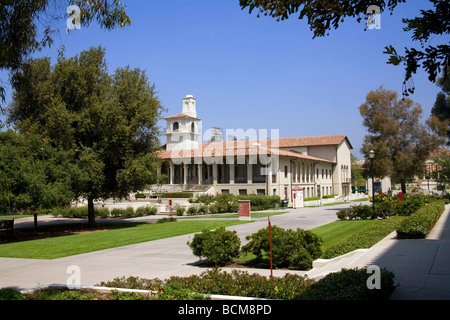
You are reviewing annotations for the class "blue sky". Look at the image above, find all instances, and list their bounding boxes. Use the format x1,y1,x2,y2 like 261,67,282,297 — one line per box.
0,0,445,158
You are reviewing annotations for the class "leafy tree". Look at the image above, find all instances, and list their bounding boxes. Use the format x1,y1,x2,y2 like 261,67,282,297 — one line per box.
351,154,366,190
0,0,131,123
359,86,441,194
429,150,450,192
0,130,75,225
8,46,165,226
239,0,449,95
429,69,450,145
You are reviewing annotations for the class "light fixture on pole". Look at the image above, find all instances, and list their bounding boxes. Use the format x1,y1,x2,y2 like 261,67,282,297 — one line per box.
369,150,375,215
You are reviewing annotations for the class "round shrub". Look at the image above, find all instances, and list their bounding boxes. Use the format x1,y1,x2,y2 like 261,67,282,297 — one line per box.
242,226,322,270
187,227,241,266
186,206,198,215
176,207,185,216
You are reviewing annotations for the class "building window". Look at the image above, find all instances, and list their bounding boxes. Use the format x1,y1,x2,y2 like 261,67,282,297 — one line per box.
191,122,195,133
222,189,229,195
173,122,179,132
239,189,247,195
322,169,324,178
284,166,288,178
257,189,265,195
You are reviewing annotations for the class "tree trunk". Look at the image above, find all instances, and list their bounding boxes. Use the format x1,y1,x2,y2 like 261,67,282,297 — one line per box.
400,180,407,195
87,197,95,227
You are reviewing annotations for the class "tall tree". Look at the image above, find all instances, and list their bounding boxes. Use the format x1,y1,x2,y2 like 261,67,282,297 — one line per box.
8,46,164,226
0,0,131,123
0,130,75,225
239,0,449,95
359,86,441,194
429,69,450,145
430,150,450,192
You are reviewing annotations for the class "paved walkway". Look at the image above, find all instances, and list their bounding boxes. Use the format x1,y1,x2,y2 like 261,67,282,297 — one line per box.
1,202,449,299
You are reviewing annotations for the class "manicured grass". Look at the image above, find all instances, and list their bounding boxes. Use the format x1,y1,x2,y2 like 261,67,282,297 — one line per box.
311,220,379,252
0,220,250,259
0,214,33,219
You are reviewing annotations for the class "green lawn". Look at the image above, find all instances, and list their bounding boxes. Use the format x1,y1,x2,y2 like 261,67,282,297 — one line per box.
0,220,250,260
311,219,379,252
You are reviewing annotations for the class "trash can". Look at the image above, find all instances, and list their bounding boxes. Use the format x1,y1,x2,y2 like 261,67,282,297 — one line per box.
281,200,288,207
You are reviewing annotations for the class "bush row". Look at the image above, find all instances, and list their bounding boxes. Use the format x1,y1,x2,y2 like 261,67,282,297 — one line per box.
188,226,322,270
51,206,157,219
163,192,193,198
323,216,405,259
96,267,395,300
190,194,281,211
396,200,445,239
337,195,429,220
0,266,396,300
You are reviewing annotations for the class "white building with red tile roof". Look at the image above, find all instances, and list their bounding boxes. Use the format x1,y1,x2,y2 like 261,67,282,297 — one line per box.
156,95,353,203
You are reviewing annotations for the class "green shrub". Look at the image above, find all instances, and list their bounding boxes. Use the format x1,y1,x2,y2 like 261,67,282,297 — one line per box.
208,204,218,214
135,206,157,216
336,207,352,220
134,193,146,199
176,207,185,216
186,206,198,215
304,196,320,201
156,217,177,223
396,200,445,239
154,282,208,300
95,207,110,218
0,288,26,300
197,204,208,214
187,227,241,266
242,226,322,270
351,204,373,219
99,267,395,300
165,269,313,300
301,268,395,300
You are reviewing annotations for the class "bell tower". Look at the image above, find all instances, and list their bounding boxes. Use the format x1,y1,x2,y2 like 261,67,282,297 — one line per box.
182,95,197,118
164,95,201,151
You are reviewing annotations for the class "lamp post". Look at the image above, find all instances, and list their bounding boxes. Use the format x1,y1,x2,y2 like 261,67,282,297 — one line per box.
369,150,375,216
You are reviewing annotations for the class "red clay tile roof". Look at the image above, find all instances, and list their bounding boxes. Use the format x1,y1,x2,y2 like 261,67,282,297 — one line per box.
164,113,201,120
157,138,337,163
277,135,351,148
429,148,450,158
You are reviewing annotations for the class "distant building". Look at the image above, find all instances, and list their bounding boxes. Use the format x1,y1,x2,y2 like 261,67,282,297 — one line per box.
155,95,353,204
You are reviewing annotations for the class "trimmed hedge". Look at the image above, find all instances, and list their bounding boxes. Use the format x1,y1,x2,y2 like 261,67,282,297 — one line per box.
323,216,405,259
396,200,445,239
52,205,157,219
191,194,281,212
163,192,193,198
